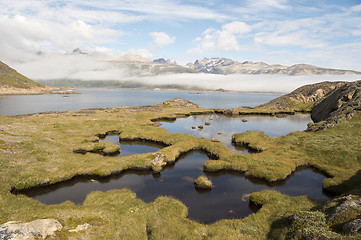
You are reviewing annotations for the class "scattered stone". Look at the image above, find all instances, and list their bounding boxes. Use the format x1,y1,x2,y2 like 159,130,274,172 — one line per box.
223,109,239,116
0,219,63,240
197,125,203,129
191,126,196,129
242,119,248,122
205,122,211,126
69,223,90,233
287,211,341,240
327,196,361,225
151,153,166,166
217,132,222,135
194,175,213,189
343,219,361,235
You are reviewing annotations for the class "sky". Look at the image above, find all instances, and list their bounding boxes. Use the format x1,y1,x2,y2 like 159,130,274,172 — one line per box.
1,0,361,84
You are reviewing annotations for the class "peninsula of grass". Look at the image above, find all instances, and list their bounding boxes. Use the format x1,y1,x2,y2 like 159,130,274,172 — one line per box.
1,91,361,239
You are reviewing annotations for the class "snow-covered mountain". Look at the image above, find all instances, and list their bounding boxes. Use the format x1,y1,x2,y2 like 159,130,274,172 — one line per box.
186,58,361,75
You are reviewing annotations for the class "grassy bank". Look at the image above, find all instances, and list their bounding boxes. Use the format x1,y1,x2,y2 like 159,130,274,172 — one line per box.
0,98,360,239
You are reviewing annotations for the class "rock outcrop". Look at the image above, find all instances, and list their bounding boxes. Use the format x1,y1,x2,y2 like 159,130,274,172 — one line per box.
310,80,361,130
258,81,346,111
0,219,62,240
287,195,361,239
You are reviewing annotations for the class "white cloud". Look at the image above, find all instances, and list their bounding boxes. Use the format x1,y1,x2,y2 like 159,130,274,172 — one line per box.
253,18,327,48
128,73,361,93
150,32,176,47
189,21,251,54
246,0,289,10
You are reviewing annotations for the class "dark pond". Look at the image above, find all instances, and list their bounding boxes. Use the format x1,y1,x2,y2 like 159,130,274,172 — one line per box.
159,114,312,153
0,88,281,115
99,135,166,157
20,150,329,224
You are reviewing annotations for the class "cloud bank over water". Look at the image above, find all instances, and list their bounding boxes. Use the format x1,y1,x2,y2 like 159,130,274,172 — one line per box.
129,73,361,93
13,53,361,94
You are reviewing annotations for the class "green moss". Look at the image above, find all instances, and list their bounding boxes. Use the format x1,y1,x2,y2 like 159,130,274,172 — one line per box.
194,175,213,188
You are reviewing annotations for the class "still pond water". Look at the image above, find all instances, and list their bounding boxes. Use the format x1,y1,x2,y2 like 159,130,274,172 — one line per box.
22,150,328,224
159,114,311,153
0,88,281,115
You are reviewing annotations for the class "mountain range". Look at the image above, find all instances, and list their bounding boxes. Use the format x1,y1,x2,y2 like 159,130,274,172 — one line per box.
107,54,361,75
185,57,361,75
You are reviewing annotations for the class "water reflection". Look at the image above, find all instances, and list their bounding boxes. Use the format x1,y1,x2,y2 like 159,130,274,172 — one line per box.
0,88,281,115
99,135,165,157
19,151,328,224
159,114,311,154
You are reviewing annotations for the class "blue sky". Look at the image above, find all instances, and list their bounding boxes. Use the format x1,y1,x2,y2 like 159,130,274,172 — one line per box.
1,0,361,70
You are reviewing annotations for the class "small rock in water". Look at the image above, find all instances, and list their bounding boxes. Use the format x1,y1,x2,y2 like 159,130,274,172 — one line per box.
217,132,222,135
205,122,211,126
198,125,203,129
191,126,196,129
242,119,248,122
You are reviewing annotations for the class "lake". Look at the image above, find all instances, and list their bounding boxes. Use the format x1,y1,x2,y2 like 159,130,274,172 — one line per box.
0,88,281,115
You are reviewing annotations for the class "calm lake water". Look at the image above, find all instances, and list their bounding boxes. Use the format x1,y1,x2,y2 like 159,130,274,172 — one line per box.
21,150,328,224
159,114,312,153
0,88,281,115
99,136,166,157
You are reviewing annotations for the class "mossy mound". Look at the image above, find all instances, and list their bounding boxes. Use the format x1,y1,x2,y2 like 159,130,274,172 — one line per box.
194,175,213,189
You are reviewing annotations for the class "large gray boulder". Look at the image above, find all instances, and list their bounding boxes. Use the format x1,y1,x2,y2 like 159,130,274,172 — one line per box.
0,219,62,240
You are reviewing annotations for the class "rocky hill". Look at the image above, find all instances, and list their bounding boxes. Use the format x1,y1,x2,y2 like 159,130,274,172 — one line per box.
258,81,347,111
0,61,52,95
258,80,361,131
186,57,361,75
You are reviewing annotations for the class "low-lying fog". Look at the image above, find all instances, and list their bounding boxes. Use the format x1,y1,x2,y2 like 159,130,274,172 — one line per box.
14,54,361,93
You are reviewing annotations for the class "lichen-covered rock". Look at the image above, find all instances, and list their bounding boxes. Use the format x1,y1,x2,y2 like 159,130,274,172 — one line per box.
343,219,361,235
0,219,62,240
325,195,361,226
287,211,341,240
151,153,166,166
68,223,91,233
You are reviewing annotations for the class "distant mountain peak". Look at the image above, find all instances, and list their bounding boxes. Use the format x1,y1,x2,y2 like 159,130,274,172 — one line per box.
72,48,86,54
187,57,361,75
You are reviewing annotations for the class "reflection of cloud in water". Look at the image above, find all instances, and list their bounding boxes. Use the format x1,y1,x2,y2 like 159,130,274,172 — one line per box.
160,114,311,153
